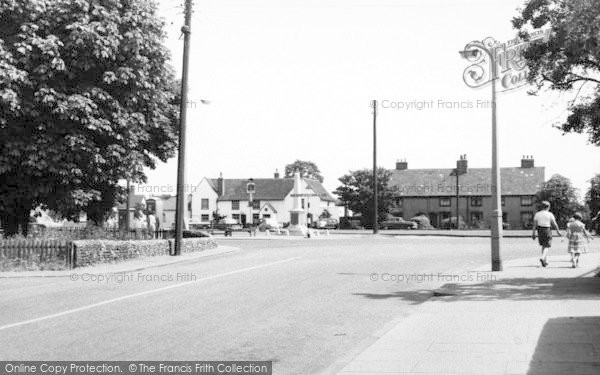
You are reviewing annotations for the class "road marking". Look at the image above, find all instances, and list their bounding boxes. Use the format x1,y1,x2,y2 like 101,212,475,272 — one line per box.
0,257,300,331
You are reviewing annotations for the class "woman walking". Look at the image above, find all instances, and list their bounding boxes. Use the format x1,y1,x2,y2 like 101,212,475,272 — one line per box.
532,201,562,267
565,213,592,268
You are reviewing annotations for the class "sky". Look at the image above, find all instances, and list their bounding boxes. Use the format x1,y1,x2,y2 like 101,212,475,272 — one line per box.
142,0,600,200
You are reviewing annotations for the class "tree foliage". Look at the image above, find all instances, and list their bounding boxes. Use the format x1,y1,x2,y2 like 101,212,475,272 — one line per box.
284,160,324,182
0,0,179,235
535,174,584,227
513,0,600,145
585,173,600,216
334,168,396,226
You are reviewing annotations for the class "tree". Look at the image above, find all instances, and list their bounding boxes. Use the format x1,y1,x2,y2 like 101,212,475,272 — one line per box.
0,0,179,236
585,173,600,216
334,168,396,226
535,174,584,227
284,160,324,182
513,0,600,145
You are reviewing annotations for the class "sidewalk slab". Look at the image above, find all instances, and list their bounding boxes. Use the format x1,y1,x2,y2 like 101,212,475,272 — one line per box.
337,252,600,375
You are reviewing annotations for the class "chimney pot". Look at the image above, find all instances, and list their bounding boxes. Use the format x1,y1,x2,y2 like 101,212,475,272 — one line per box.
521,156,534,168
457,154,468,174
217,174,224,196
396,160,408,170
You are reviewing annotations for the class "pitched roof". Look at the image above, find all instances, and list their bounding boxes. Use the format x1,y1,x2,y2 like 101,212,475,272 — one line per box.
305,179,336,202
260,202,278,213
209,178,336,202
389,167,545,197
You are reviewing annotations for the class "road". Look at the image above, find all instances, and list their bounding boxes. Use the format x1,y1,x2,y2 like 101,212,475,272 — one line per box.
0,236,552,373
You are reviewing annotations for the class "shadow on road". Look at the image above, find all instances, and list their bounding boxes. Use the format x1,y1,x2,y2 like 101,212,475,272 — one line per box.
352,291,432,305
353,277,600,304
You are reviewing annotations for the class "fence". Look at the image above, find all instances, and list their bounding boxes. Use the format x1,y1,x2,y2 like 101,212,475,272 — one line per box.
36,227,175,241
0,238,74,267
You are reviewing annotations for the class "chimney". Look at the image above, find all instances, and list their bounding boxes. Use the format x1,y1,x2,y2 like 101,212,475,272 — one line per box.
456,154,468,174
274,169,280,178
395,159,408,170
521,155,534,168
217,172,224,196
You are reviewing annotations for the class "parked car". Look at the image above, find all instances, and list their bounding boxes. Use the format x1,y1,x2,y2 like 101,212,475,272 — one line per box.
315,218,339,229
380,217,417,230
212,218,242,231
440,216,466,229
257,218,282,232
410,214,433,229
339,217,362,229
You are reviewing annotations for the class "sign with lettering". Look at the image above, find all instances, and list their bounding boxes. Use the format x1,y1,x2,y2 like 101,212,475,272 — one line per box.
462,30,550,91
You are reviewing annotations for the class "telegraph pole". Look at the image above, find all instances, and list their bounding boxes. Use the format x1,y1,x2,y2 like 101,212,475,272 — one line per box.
372,100,379,234
489,48,503,271
125,180,131,235
174,0,193,256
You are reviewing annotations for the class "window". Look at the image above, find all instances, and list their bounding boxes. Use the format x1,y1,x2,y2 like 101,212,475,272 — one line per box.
252,200,260,210
201,199,209,210
439,197,451,207
263,214,271,218
201,214,210,222
501,197,505,206
232,214,240,221
232,200,240,210
470,212,483,228
301,199,305,209
470,197,483,207
520,196,533,206
253,213,260,222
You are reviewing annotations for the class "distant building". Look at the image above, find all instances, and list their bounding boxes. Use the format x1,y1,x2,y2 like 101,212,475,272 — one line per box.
187,171,338,226
388,155,544,229
116,194,146,230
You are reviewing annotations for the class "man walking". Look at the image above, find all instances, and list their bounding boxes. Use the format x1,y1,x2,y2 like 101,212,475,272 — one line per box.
532,201,562,267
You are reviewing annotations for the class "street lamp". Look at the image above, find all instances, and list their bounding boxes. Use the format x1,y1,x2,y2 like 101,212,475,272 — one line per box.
372,99,379,234
459,38,503,271
247,178,255,227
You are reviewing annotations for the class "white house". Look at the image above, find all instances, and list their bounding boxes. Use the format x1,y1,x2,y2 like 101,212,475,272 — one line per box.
187,172,338,226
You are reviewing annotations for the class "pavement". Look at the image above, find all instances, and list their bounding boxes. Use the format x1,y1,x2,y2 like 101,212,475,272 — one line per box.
0,245,239,278
335,252,600,375
217,229,577,239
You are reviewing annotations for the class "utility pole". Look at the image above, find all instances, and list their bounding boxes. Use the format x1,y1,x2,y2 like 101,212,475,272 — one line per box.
174,0,193,256
489,48,503,271
372,100,378,234
455,170,459,229
126,180,131,236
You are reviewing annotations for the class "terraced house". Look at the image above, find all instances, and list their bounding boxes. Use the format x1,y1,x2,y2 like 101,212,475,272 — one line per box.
388,156,545,229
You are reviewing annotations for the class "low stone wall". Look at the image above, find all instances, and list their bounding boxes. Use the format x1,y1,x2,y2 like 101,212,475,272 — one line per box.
72,238,217,268
168,238,218,254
